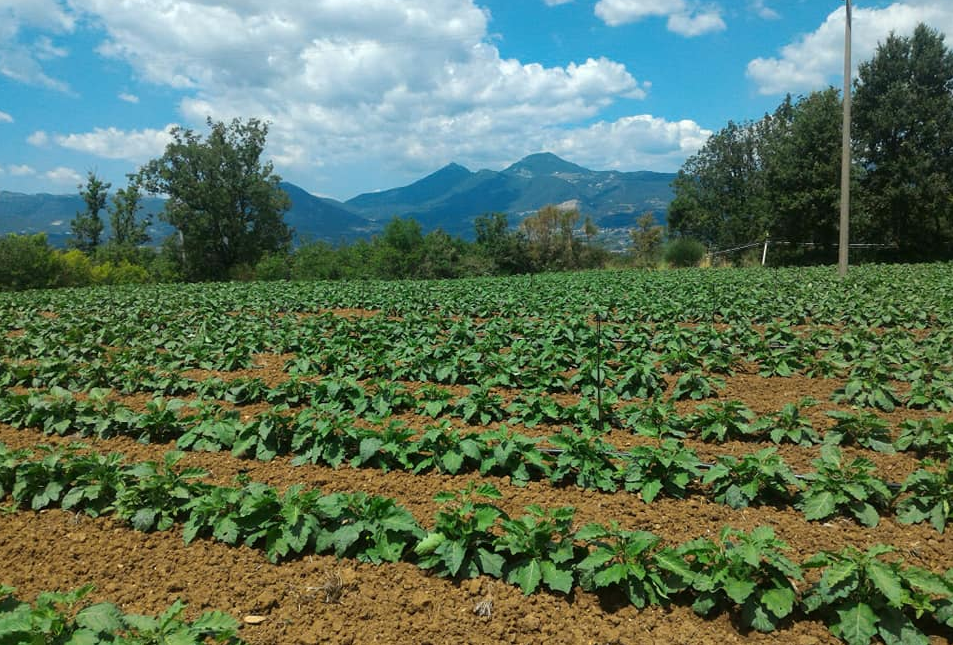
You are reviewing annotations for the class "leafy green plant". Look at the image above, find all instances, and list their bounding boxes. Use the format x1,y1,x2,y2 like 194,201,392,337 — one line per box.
478,426,551,485
455,385,507,425
10,444,78,510
236,482,324,563
897,461,953,533
619,439,701,503
802,545,953,645
832,361,903,412
60,451,127,518
672,526,802,632
548,428,620,492
576,523,672,607
669,369,724,401
798,445,894,527
415,384,455,418
612,358,666,399
618,396,687,439
114,450,207,531
411,422,483,475
414,482,507,579
350,420,416,472
688,400,756,442
494,504,579,595
703,448,800,509
894,417,953,456
314,491,423,563
824,410,895,453
751,397,820,446
289,409,358,467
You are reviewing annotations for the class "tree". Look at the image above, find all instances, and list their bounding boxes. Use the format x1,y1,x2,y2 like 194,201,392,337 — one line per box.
371,216,424,278
521,204,579,271
630,212,664,267
0,233,57,290
69,172,109,254
854,23,953,260
108,181,150,248
137,117,291,281
763,88,848,263
474,212,527,274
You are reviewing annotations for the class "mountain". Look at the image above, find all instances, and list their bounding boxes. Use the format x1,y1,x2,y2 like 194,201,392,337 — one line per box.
1,154,676,246
345,152,676,238
0,183,371,246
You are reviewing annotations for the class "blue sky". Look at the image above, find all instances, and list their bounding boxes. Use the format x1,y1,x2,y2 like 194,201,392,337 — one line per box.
1,0,952,200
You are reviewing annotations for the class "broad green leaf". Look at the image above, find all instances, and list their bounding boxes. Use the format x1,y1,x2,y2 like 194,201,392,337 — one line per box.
510,559,542,595
761,587,795,618
833,603,878,645
802,491,836,520
866,561,908,607
75,602,123,633
539,560,574,594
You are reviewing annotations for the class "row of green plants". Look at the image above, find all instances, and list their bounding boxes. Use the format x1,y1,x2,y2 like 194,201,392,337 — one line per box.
1,442,951,645
2,388,950,532
4,365,953,458
3,264,951,328
0,584,244,645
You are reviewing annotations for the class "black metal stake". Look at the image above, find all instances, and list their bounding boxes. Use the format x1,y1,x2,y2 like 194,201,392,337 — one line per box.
595,312,603,433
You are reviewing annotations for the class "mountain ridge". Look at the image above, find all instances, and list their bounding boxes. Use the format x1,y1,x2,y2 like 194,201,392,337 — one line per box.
1,153,675,245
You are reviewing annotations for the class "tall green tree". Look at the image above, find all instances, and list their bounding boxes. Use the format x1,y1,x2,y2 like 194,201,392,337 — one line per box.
854,24,953,260
137,117,291,281
763,88,848,263
667,119,770,248
108,181,151,248
630,211,664,267
69,172,109,254
474,212,527,274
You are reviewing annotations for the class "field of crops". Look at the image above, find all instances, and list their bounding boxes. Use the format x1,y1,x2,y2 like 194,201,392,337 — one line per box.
2,264,953,645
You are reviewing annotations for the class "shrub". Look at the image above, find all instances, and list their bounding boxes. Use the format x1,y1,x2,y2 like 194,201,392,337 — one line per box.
0,233,57,290
255,251,292,281
53,249,94,287
664,237,706,268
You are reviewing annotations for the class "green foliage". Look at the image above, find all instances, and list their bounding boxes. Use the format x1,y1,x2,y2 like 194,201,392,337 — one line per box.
314,491,423,563
703,448,800,509
576,523,672,607
620,439,701,503
854,24,953,261
803,545,953,645
0,233,57,291
897,461,953,533
895,417,953,457
495,504,579,595
824,410,895,453
799,446,894,527
673,526,802,632
688,400,756,442
478,426,551,485
70,171,109,254
664,238,706,268
752,398,820,446
114,451,207,532
137,117,291,281
108,180,151,247
414,482,507,579
548,428,620,492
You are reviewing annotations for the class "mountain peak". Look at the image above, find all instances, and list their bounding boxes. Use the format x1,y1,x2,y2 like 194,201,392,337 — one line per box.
504,152,587,177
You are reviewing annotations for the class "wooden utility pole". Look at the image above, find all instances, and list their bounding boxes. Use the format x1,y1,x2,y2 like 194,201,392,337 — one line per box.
839,0,852,278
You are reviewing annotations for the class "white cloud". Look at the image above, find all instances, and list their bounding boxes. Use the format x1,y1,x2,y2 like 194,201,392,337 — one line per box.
0,110,12,123
38,0,671,178
747,1,953,95
594,0,725,36
53,125,177,162
27,130,49,145
45,166,83,184
8,164,36,176
118,92,139,103
749,0,779,20
0,1,74,91
546,115,712,171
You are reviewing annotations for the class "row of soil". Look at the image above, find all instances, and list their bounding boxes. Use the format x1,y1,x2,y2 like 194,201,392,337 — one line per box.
2,508,845,645
3,423,950,574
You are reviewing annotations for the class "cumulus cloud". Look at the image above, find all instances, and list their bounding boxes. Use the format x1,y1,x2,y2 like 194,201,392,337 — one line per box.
594,0,725,36
53,125,177,162
0,0,74,91
45,166,83,184
0,110,12,123
8,164,36,176
749,0,779,20
27,130,49,146
747,1,953,95
34,0,683,178
118,92,139,103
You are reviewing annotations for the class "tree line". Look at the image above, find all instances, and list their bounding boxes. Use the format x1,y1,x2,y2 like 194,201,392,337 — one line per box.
669,23,953,264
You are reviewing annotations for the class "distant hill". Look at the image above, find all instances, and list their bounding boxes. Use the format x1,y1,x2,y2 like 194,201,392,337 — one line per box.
346,152,676,238
1,153,676,246
0,182,371,247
